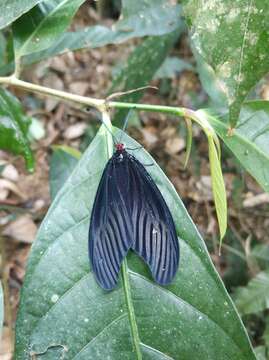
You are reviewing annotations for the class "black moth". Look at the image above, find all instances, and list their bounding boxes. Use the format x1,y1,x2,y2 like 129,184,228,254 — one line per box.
89,142,180,290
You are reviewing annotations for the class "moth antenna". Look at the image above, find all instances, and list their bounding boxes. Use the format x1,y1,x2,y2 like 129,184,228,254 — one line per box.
106,86,158,101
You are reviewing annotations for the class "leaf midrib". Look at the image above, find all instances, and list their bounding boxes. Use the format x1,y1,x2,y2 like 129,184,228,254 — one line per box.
121,259,142,360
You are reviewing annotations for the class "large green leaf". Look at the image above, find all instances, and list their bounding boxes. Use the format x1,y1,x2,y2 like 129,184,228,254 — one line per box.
207,101,269,193
234,270,269,315
15,126,255,359
0,87,34,171
183,1,269,127
12,0,87,58
0,0,42,30
6,0,182,74
109,30,182,125
0,1,182,74
49,145,80,201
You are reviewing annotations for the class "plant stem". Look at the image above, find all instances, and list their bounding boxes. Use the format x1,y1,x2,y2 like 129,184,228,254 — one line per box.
0,75,190,118
121,259,142,360
0,76,105,110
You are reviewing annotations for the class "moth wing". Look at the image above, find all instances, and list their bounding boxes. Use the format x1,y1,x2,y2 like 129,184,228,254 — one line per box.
129,156,180,285
89,157,133,290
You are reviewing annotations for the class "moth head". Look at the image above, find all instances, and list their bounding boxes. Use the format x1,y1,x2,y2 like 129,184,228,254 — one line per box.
115,143,125,152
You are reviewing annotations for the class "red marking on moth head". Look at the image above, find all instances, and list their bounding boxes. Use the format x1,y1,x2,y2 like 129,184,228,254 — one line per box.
116,143,125,151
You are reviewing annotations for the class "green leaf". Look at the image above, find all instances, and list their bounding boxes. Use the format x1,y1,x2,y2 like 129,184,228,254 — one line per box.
208,134,227,241
49,145,81,201
208,102,269,193
15,126,255,359
183,1,269,127
183,117,193,169
113,0,181,38
12,0,87,58
0,0,42,30
0,32,7,67
193,49,229,110
251,244,269,270
3,1,183,72
154,56,194,79
0,87,34,171
187,110,226,239
234,270,269,315
109,30,182,125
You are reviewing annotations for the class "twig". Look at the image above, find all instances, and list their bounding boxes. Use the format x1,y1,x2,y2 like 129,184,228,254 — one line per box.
106,86,158,101
0,75,186,117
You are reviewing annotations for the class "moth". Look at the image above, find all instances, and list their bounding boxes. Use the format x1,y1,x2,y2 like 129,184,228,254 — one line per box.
89,142,180,290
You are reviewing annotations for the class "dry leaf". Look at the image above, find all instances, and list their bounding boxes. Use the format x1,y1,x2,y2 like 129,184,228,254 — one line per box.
165,137,185,155
0,327,13,360
63,123,87,139
0,179,26,200
3,215,37,243
141,129,158,147
243,193,269,208
2,164,19,182
196,176,213,200
69,81,89,96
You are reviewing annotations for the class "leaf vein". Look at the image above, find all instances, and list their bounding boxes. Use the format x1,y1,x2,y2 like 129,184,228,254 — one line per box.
129,271,245,355
71,313,128,359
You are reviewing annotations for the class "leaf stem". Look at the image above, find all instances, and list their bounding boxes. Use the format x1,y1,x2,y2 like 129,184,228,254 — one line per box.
121,259,142,360
0,75,105,110
0,75,188,117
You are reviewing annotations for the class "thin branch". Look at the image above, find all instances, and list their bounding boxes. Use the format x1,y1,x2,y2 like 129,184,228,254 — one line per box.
0,75,187,118
0,76,105,110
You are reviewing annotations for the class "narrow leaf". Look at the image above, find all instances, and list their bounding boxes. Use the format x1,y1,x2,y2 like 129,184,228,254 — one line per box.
208,135,227,241
183,117,193,169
